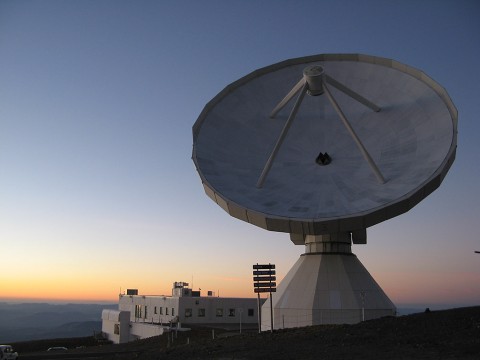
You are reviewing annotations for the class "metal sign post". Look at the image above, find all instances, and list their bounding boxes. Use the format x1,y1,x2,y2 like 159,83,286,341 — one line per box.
253,263,276,332
256,290,261,333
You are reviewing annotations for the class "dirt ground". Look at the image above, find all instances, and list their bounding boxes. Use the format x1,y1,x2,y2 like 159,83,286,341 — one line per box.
17,306,480,360
135,306,480,360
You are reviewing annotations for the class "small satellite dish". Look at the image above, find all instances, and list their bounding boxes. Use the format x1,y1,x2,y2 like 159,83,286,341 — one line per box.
192,54,457,329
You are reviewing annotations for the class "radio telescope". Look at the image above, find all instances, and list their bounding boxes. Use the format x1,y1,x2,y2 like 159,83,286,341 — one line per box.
192,54,457,330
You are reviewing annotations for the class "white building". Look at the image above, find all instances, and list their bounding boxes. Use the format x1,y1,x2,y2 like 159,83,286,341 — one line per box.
102,282,262,344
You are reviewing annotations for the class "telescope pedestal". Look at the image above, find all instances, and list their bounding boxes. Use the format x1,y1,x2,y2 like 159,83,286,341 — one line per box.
261,234,396,331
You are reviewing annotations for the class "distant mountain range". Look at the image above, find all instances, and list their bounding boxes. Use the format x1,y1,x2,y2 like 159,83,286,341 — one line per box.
0,302,117,342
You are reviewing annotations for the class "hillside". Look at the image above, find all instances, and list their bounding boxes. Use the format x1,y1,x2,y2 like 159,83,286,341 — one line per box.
0,302,116,342
16,306,480,359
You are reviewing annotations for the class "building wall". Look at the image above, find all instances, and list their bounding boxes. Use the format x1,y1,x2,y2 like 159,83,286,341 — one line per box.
178,296,259,324
130,322,165,341
118,294,260,325
119,295,180,325
101,309,130,344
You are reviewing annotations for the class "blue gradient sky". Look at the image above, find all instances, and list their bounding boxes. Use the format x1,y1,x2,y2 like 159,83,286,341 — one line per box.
1,0,479,307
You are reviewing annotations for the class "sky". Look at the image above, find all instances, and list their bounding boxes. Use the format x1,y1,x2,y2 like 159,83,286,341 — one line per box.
0,0,479,308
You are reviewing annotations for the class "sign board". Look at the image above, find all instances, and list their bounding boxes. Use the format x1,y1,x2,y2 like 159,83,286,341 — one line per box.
253,263,277,332
253,270,276,276
253,264,277,291
253,282,276,288
253,264,275,270
253,276,276,282
254,288,277,293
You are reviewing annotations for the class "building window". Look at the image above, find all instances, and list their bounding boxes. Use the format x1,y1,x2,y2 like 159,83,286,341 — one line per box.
185,308,192,317
216,308,223,317
135,305,142,318
166,307,169,315
114,324,120,335
172,308,175,316
160,307,163,315
154,306,157,314
144,306,147,319
229,308,235,317
198,308,205,317
248,309,254,317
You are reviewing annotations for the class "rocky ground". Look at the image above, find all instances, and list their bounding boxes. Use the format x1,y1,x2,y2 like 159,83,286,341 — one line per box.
15,306,480,359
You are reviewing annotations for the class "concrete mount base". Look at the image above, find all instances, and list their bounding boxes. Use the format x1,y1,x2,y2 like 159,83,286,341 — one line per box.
261,252,396,331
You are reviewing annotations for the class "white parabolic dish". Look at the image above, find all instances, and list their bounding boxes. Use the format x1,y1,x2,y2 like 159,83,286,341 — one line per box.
192,54,458,235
